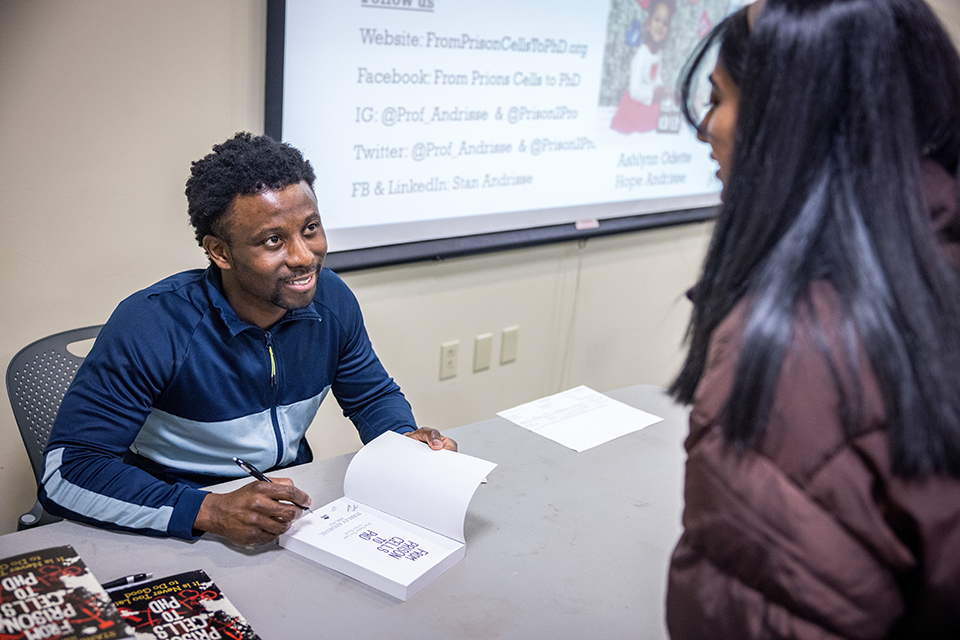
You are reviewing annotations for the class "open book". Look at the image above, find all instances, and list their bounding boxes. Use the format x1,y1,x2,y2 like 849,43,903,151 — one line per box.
279,431,496,601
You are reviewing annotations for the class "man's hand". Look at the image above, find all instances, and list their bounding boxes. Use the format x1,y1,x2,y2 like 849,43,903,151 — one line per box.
194,477,312,546
405,427,458,452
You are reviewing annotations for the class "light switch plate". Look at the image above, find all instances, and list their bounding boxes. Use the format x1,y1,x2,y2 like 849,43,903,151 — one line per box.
500,326,518,364
474,333,493,372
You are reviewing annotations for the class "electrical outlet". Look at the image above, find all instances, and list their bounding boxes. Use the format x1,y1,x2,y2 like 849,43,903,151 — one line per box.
501,326,519,364
440,340,459,380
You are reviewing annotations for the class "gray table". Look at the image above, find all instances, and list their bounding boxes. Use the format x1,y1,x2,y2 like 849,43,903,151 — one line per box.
0,384,688,639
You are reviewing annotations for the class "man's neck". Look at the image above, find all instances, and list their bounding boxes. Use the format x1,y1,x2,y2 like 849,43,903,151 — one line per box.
219,273,286,330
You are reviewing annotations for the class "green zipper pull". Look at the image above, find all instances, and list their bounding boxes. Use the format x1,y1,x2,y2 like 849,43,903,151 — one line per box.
265,332,277,387
269,345,277,387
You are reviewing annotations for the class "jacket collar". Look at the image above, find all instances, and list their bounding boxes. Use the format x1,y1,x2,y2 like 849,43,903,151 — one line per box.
202,266,321,337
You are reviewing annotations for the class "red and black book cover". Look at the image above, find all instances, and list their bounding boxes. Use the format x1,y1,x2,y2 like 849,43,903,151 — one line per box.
0,544,133,640
108,570,260,640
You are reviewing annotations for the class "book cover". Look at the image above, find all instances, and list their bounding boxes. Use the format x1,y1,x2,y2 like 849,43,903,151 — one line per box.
107,570,260,640
279,431,496,601
0,544,133,640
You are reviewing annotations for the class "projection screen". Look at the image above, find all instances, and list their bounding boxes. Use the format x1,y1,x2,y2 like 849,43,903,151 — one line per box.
266,0,745,270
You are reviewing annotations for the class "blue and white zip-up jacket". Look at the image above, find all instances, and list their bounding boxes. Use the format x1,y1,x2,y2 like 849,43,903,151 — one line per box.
39,267,417,539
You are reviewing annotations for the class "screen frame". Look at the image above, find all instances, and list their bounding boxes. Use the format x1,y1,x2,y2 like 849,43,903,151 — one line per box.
264,0,717,273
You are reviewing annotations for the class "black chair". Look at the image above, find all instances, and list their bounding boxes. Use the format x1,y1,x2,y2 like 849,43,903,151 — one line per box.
6,325,103,530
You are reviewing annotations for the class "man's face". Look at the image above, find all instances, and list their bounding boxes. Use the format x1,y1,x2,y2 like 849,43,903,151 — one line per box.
206,181,327,329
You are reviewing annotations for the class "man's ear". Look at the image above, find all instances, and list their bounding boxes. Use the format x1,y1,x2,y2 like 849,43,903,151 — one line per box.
203,235,233,271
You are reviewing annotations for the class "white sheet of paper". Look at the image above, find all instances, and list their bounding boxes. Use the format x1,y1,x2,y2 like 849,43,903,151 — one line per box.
344,431,497,544
497,385,663,452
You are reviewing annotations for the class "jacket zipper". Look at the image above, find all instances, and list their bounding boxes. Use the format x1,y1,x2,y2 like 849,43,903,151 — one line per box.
264,331,284,467
266,338,277,387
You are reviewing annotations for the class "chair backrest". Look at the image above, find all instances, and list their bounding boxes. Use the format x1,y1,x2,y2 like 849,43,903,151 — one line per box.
6,325,103,483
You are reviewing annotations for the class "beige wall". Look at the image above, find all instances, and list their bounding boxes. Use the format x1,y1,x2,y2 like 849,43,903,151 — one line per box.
933,0,960,44
3,0,957,537
0,0,712,535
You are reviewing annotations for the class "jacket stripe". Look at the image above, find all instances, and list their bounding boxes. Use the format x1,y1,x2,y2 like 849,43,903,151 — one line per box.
131,387,330,474
42,448,175,532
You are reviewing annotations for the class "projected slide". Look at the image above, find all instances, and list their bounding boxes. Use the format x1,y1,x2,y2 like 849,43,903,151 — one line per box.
282,0,743,253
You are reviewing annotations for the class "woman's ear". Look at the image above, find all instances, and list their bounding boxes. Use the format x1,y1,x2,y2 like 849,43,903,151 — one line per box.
203,234,233,271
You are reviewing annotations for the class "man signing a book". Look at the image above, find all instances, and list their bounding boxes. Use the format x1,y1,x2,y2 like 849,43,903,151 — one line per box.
38,132,456,546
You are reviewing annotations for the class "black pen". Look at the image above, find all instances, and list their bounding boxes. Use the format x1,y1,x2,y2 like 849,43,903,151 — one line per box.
102,572,153,590
233,457,313,513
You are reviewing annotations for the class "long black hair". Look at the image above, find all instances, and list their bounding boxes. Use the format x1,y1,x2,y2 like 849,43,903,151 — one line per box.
677,7,750,133
669,0,960,478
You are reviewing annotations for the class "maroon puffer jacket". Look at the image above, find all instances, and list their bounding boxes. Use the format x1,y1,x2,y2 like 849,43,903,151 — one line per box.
666,162,960,639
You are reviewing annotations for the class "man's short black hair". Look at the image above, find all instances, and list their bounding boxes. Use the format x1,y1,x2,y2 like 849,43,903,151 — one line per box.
185,132,317,246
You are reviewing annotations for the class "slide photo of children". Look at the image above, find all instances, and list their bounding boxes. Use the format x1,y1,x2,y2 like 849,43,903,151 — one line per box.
611,0,675,133
597,0,742,140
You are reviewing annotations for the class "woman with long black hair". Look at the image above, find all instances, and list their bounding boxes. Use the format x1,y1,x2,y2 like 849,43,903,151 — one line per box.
666,1,960,637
